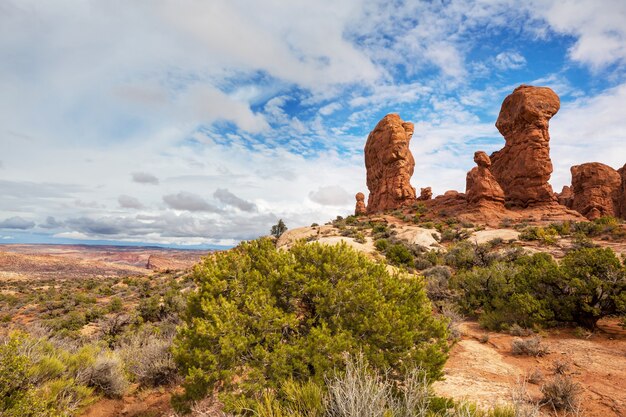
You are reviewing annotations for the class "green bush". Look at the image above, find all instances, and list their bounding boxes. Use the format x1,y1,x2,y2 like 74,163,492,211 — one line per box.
385,243,414,266
559,247,626,329
173,238,448,410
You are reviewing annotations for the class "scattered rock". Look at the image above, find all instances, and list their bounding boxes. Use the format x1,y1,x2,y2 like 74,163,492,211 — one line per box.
490,85,560,207
418,187,433,201
364,113,417,213
465,151,505,206
570,162,622,220
355,192,367,215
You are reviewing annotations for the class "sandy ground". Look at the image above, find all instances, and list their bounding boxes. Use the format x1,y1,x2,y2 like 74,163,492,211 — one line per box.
433,321,626,416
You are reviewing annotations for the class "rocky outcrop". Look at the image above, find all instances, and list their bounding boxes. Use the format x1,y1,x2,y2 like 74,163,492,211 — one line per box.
556,186,573,208
570,163,622,220
619,164,626,218
355,192,367,215
418,187,432,201
465,151,505,205
364,114,417,213
490,85,560,207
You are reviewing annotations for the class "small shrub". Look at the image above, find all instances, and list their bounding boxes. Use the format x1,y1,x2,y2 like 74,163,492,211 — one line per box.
120,333,178,387
541,375,581,411
527,368,544,385
552,360,569,375
509,324,533,337
479,334,490,344
374,238,389,252
86,354,128,398
511,337,548,357
385,243,414,266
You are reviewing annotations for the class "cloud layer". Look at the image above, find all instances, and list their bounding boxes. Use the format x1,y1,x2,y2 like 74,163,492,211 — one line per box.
1,0,625,247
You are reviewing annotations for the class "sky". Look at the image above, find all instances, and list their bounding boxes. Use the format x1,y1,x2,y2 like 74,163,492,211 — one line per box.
1,0,626,248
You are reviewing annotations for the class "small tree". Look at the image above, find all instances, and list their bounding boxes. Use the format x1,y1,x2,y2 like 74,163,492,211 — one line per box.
560,247,626,329
270,219,288,238
173,238,448,411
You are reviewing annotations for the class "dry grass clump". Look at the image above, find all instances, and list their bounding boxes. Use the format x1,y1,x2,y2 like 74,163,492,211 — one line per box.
120,332,178,387
541,375,581,412
508,324,533,337
511,337,548,357
85,353,128,398
552,360,570,375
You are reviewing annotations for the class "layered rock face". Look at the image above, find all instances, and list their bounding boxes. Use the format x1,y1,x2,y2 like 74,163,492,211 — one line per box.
365,114,416,213
465,151,505,205
570,163,622,220
490,85,560,207
355,192,367,215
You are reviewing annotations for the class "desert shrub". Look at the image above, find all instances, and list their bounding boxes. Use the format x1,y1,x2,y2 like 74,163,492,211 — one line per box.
540,375,581,411
519,226,558,245
173,238,448,410
108,296,123,313
0,332,96,416
120,332,178,387
85,353,128,398
385,243,414,266
422,266,454,302
353,232,366,244
453,254,561,330
559,247,626,329
508,324,533,337
374,238,389,252
511,337,548,357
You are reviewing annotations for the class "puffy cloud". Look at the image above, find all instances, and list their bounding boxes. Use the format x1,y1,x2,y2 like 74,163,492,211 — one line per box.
131,172,159,185
162,192,221,212
309,186,353,206
494,51,527,70
118,194,144,209
213,188,256,212
0,216,35,230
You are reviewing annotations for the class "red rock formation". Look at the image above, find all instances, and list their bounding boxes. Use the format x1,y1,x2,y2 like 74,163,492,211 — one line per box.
556,186,573,208
364,114,416,213
570,163,622,220
619,164,626,218
490,85,560,207
465,151,505,205
355,192,367,215
418,187,432,201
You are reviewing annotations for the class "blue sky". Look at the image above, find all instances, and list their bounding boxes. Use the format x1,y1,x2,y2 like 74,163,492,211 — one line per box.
1,0,626,248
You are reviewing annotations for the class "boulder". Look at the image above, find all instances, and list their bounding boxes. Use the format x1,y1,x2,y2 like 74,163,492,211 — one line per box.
490,85,560,207
570,162,622,220
355,192,367,215
465,151,505,205
364,114,416,213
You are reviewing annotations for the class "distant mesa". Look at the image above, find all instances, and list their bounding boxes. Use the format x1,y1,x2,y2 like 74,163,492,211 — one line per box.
357,85,625,223
364,113,417,213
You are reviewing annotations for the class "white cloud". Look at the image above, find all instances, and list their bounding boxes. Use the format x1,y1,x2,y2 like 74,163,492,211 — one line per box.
494,51,527,70
309,186,353,206
530,0,626,69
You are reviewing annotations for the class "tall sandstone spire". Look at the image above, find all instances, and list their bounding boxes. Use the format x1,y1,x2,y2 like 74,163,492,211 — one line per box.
364,114,417,213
